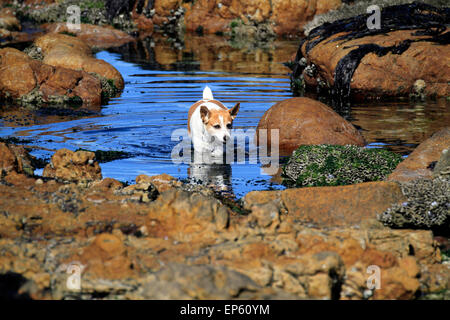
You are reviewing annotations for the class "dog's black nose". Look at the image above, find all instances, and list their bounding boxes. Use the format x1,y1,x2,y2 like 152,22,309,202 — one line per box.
223,136,228,143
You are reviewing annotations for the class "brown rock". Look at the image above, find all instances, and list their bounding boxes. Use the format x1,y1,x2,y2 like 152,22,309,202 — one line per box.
34,33,124,90
78,233,134,280
271,0,341,36
0,8,20,31
256,97,365,156
135,173,182,193
299,30,450,98
388,127,450,182
146,189,230,242
183,0,341,36
43,148,102,182
243,181,405,228
0,47,102,106
0,142,18,174
42,23,135,49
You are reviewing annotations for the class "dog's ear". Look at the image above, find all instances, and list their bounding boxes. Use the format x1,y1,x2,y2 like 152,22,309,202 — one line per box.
200,106,210,123
229,102,240,120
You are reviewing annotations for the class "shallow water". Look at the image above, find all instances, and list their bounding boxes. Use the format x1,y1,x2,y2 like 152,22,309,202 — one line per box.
0,35,449,198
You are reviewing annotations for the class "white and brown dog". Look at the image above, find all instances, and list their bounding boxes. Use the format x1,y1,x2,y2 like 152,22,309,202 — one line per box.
188,86,240,157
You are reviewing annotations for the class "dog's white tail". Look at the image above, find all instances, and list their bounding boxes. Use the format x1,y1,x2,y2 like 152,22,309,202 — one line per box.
203,86,214,100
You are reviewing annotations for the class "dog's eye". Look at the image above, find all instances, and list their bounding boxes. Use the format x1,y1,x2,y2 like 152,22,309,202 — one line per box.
226,123,232,129
213,125,221,129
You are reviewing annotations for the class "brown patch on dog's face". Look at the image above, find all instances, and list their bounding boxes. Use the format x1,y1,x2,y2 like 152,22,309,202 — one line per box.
201,107,236,143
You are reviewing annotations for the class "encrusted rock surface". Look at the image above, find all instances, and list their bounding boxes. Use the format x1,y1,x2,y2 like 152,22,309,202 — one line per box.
0,145,447,300
43,148,102,182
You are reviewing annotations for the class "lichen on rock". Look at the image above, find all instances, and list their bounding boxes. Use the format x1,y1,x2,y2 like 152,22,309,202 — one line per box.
282,145,403,187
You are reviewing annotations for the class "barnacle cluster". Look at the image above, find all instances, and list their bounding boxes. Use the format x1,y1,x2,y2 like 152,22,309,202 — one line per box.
378,149,450,232
282,145,403,187
378,177,449,231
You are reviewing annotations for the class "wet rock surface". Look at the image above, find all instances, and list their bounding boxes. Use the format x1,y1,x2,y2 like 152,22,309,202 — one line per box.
0,145,448,300
290,2,450,101
256,97,366,156
33,33,124,92
388,127,450,182
0,47,102,106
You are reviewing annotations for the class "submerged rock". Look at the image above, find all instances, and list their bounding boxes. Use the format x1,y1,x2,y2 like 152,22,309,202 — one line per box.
282,144,403,187
291,2,450,101
256,97,366,156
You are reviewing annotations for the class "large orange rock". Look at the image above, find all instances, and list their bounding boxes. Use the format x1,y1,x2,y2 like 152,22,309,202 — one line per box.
43,148,102,182
256,97,366,155
34,33,124,90
297,30,450,98
243,181,406,228
388,127,450,182
0,47,102,106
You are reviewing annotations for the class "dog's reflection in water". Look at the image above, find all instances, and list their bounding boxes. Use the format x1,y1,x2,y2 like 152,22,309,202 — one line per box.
187,151,233,196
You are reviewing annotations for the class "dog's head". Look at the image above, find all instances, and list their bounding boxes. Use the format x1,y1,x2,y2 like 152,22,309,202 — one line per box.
200,103,240,143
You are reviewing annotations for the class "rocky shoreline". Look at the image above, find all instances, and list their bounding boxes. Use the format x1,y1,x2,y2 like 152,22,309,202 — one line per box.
0,124,449,300
0,0,449,300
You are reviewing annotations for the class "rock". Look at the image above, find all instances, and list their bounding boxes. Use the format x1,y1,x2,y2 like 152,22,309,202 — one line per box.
291,3,450,100
145,189,230,241
76,233,134,280
271,0,341,36
0,142,36,176
378,177,449,231
433,148,450,178
34,33,124,91
388,127,450,182
249,202,280,228
135,173,182,193
0,142,18,174
282,145,403,187
243,181,406,228
120,181,159,203
43,148,102,182
41,23,135,49
0,7,20,31
184,0,341,36
0,47,102,106
0,141,447,300
256,97,366,156
136,263,286,299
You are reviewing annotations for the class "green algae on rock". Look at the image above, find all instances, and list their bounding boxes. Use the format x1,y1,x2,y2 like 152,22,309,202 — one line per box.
282,145,403,187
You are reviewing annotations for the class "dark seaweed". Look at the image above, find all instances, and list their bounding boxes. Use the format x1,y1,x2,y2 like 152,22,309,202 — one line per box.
291,2,450,102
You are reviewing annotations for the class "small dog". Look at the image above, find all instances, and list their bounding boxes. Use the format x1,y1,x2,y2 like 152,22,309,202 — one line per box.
188,86,240,157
